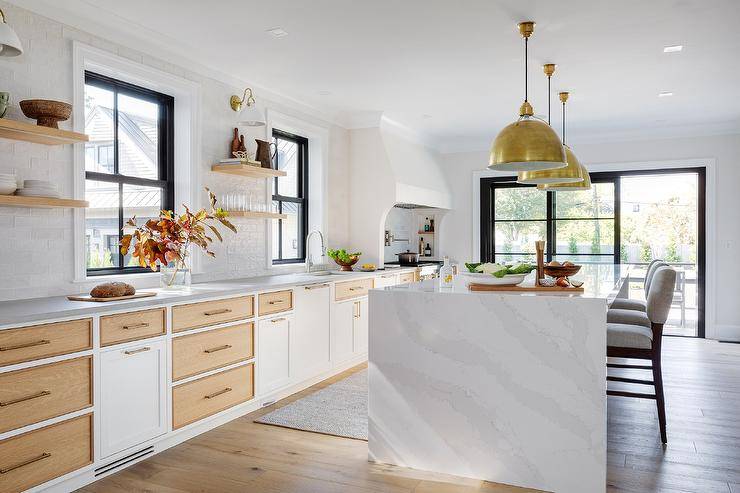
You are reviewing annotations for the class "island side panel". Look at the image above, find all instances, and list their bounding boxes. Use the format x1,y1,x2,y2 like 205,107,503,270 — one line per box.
368,289,606,493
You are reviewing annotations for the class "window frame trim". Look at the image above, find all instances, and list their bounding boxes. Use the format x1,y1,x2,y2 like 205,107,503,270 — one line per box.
84,70,175,276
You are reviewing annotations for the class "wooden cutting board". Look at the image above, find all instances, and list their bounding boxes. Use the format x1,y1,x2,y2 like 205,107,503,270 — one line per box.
468,283,584,293
67,292,157,302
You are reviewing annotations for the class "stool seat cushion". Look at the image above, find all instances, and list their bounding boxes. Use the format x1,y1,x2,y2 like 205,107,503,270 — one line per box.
609,298,647,312
607,323,653,349
607,308,651,328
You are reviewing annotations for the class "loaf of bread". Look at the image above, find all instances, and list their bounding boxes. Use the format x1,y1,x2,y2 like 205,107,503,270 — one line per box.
90,282,136,298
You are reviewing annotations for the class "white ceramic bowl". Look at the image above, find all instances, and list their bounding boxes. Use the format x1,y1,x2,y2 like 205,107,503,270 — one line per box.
0,173,17,181
0,184,17,195
461,272,528,286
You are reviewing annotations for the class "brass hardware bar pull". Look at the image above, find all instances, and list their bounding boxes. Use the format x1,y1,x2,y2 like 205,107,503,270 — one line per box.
348,287,363,291
124,347,150,355
0,339,50,352
268,300,285,305
0,390,51,407
204,387,232,399
204,308,232,316
304,284,329,290
204,344,232,354
270,317,287,323
0,452,51,474
353,302,360,319
122,322,149,330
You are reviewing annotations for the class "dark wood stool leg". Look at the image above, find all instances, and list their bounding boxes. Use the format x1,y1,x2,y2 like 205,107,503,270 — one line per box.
652,353,667,444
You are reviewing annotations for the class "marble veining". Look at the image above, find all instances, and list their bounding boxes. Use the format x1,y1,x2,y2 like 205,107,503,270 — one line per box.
368,278,610,493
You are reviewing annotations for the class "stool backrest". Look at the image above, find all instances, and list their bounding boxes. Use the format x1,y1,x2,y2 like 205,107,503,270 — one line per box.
647,266,677,325
645,260,668,296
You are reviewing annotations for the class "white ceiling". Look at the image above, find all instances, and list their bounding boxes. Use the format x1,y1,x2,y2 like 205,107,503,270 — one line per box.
12,0,740,151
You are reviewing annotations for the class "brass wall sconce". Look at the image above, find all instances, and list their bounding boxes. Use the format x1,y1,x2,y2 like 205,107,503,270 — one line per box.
230,87,265,127
230,87,256,112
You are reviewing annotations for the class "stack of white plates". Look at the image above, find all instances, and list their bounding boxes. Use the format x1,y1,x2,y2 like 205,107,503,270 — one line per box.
15,179,60,198
0,174,17,195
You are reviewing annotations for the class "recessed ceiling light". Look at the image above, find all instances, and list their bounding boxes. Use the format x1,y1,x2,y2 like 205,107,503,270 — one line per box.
422,114,432,119
663,45,683,53
317,90,332,96
658,91,674,97
266,27,288,38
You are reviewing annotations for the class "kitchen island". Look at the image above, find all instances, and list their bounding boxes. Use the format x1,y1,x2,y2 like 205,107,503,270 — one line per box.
368,264,628,493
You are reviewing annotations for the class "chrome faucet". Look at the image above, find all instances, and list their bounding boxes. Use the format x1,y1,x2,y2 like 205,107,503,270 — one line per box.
306,230,326,273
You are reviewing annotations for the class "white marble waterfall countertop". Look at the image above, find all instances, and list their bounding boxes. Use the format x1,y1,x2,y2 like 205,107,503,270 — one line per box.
387,263,630,301
0,268,416,327
368,263,621,492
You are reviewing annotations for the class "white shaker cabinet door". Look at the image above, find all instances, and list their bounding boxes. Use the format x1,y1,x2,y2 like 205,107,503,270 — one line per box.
331,300,355,364
353,298,369,355
258,315,292,394
99,339,167,458
293,283,331,382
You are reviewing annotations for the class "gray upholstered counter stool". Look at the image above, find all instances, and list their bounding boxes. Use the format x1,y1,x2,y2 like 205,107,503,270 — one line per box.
607,265,677,444
609,259,666,312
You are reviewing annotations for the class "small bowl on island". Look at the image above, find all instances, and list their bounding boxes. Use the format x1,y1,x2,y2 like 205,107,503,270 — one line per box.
543,260,581,278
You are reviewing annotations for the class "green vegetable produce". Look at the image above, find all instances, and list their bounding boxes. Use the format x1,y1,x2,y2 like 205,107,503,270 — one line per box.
491,263,536,278
465,262,481,273
327,249,361,263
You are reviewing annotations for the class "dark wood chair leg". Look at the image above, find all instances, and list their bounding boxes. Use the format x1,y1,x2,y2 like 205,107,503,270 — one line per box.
652,353,667,444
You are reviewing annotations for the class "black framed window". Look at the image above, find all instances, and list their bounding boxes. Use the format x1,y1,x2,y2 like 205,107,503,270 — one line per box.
271,129,308,264
84,71,174,275
480,176,619,264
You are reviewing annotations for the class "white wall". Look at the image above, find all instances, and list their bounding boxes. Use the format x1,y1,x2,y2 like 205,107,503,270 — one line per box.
439,133,740,339
0,1,350,301
383,207,414,262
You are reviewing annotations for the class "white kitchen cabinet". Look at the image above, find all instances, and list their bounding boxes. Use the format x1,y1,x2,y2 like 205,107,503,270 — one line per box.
258,315,292,394
331,300,355,364
293,283,331,382
99,339,167,458
353,298,369,354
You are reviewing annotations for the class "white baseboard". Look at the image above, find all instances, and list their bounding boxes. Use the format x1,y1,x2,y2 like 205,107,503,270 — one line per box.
715,324,740,342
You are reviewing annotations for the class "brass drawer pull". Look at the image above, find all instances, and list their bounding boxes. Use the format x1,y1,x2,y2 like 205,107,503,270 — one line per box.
270,317,287,323
381,274,395,279
204,308,232,316
304,283,329,290
268,300,285,305
124,347,151,355
204,387,232,399
0,452,51,474
0,390,51,407
0,339,50,352
204,344,232,354
122,322,150,330
348,286,364,291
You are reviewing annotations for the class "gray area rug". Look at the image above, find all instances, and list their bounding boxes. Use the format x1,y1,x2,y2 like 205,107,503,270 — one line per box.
255,369,368,440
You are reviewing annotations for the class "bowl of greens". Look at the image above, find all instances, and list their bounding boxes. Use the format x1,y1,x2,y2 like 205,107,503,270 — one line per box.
327,248,362,271
462,262,536,285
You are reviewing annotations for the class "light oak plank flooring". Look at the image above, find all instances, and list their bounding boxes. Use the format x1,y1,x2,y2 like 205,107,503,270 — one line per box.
81,337,740,493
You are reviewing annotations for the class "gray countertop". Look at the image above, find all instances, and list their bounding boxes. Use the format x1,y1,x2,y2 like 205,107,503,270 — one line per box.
0,268,415,328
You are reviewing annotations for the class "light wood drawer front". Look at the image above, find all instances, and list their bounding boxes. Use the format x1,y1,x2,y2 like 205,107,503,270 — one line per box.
172,323,254,381
0,357,92,434
100,308,166,347
258,290,293,317
172,296,254,333
398,271,416,284
172,364,254,429
0,319,92,367
0,413,93,493
335,278,374,301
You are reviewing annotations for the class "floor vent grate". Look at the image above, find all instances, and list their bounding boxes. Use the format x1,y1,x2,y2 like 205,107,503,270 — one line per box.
94,446,154,477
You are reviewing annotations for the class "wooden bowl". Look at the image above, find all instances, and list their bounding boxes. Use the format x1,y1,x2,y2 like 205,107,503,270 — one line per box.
544,264,582,278
332,255,360,272
19,99,72,128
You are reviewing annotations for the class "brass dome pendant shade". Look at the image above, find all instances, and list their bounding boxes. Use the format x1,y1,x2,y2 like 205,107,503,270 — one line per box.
488,22,567,172
517,69,583,184
539,92,591,191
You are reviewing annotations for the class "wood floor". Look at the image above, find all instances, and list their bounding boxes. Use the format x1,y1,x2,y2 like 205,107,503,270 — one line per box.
80,337,740,493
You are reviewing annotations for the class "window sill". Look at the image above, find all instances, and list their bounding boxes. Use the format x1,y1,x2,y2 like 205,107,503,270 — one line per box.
73,271,160,284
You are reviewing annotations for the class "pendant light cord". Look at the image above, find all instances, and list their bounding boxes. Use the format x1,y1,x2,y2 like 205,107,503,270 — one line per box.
524,37,529,102
547,76,551,125
562,101,567,145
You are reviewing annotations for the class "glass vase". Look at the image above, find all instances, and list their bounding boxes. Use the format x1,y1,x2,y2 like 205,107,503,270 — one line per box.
160,262,191,291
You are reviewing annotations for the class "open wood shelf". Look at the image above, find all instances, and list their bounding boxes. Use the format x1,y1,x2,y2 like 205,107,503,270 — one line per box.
0,195,89,209
211,163,287,179
225,210,287,220
0,119,89,145
418,231,435,235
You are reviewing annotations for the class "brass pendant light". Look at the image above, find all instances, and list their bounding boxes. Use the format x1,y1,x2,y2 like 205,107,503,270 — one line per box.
539,92,591,191
517,65,583,185
489,22,567,172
